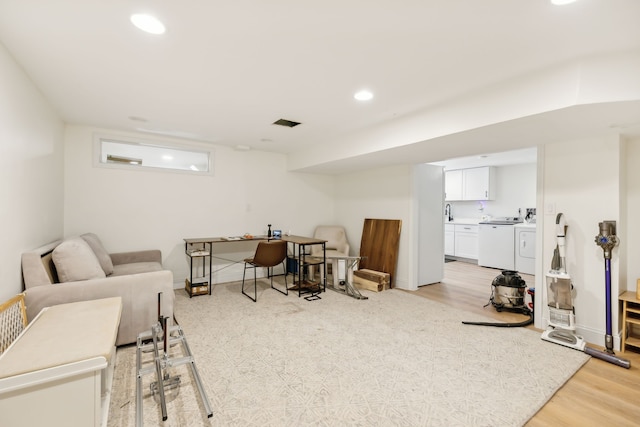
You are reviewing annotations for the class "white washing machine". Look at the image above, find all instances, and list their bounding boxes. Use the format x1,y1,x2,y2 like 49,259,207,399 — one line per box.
514,223,536,275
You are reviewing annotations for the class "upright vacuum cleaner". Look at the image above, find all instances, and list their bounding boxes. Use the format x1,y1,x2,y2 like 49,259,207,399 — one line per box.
541,214,630,369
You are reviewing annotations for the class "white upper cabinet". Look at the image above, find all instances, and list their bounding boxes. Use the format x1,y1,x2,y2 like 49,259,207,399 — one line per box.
445,166,495,201
463,167,495,200
444,169,463,201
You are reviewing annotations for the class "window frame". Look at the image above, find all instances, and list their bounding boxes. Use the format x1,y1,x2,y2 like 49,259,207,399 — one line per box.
93,134,214,176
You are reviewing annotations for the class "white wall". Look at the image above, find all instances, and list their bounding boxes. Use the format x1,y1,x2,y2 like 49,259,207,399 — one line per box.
0,42,64,301
448,163,537,221
540,135,624,346
412,164,444,287
626,136,640,293
63,125,336,285
334,165,413,289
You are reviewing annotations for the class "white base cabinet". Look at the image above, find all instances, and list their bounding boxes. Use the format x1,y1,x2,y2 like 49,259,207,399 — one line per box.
453,224,478,259
444,224,455,256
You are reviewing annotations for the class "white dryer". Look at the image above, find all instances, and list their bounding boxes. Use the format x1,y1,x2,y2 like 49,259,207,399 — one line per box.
514,223,536,275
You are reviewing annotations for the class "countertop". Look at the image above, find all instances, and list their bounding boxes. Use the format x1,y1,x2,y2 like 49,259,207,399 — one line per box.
444,218,481,225
446,218,537,228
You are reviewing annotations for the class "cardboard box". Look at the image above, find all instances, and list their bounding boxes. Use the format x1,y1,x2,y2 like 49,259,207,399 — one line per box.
185,279,209,296
353,269,390,292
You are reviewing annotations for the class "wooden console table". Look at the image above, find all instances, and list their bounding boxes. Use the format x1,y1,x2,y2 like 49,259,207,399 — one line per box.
0,297,122,427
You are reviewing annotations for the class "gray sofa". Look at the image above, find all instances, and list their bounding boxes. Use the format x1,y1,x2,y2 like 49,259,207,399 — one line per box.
21,233,174,346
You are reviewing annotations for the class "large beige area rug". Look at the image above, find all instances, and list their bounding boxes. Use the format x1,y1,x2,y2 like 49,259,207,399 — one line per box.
108,281,589,427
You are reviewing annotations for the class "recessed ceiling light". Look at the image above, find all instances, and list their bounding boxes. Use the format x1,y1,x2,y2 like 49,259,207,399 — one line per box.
130,14,166,35
354,90,374,101
550,0,577,5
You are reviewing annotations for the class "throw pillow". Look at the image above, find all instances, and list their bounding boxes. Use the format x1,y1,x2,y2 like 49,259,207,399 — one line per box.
52,237,107,282
81,233,114,275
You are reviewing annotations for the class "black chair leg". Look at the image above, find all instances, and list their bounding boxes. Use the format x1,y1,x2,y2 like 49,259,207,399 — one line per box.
243,261,288,301
270,261,288,296
241,263,257,302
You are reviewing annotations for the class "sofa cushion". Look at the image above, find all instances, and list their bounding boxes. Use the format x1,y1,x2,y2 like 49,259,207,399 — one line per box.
52,237,106,282
81,233,114,275
111,261,163,276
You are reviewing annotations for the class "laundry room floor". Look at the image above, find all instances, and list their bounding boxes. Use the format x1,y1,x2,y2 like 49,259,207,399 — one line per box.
411,260,640,427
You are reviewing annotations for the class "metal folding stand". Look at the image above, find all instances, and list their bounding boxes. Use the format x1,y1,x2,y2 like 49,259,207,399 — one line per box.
325,255,368,300
136,293,213,426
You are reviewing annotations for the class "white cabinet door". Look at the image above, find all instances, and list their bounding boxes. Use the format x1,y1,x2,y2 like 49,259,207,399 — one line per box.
444,170,463,201
445,167,494,201
463,167,494,200
444,224,455,256
454,225,478,259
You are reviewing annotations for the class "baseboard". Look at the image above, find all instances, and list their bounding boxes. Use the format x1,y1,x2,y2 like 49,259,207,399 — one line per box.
174,262,287,289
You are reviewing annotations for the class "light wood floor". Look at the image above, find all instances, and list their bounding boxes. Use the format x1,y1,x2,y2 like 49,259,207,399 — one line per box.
408,261,640,427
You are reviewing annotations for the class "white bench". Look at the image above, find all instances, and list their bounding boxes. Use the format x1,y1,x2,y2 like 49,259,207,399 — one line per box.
0,297,122,427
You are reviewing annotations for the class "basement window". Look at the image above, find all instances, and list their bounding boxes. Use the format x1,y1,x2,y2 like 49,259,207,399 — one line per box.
95,136,212,175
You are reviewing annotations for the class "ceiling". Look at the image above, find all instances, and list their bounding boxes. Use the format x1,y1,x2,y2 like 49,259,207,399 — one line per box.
1,1,640,174
431,147,537,171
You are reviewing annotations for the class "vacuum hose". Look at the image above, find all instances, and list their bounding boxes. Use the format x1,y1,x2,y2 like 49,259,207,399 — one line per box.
462,308,533,328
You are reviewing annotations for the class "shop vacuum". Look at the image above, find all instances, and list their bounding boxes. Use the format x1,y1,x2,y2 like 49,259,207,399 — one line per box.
462,269,534,328
540,214,629,369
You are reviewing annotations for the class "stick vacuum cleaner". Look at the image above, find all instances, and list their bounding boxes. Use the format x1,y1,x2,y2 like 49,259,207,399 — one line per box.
541,214,630,369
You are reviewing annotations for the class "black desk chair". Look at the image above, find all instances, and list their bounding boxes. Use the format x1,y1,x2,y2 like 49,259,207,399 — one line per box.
241,240,288,302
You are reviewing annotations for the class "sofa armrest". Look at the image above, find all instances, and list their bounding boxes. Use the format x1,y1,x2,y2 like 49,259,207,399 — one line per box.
23,270,174,346
110,249,162,265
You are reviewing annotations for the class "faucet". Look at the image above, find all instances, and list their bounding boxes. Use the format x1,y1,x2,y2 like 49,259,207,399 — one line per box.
445,204,452,221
